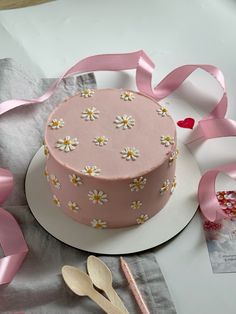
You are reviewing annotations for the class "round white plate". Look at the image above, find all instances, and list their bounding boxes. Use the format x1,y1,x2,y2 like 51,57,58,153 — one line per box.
25,142,201,254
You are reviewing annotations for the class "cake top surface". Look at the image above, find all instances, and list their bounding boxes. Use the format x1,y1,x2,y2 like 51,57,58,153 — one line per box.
45,88,176,180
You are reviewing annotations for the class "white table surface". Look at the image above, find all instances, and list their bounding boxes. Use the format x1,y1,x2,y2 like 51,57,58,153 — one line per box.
1,1,236,313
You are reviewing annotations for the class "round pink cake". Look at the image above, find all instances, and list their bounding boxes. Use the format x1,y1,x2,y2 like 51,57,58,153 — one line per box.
44,88,178,229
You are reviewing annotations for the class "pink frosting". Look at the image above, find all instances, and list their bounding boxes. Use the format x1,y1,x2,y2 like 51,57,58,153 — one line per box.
44,89,177,228
45,89,176,179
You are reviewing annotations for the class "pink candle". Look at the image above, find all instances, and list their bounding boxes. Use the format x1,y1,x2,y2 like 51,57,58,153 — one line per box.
120,257,150,314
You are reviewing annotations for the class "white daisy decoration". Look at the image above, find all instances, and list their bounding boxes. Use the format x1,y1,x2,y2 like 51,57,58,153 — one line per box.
69,174,83,186
136,214,149,224
131,200,143,209
81,107,100,121
80,88,95,98
168,149,179,166
171,177,177,194
44,145,49,158
160,135,175,147
160,179,170,195
114,114,135,130
121,147,140,161
68,201,79,212
44,168,50,182
129,176,147,192
156,106,169,117
120,91,135,101
50,174,61,189
48,118,64,129
91,219,107,229
88,190,108,205
81,165,101,176
55,136,79,152
53,195,61,207
93,136,108,147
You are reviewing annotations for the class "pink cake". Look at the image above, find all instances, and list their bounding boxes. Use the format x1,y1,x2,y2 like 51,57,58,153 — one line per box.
44,89,178,229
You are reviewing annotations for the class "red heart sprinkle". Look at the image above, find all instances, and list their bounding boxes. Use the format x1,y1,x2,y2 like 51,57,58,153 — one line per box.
177,117,195,129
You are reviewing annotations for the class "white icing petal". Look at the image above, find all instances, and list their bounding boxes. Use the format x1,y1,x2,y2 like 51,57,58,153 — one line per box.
80,89,95,98
68,201,79,212
114,114,135,130
129,176,147,192
91,219,107,229
160,135,175,147
55,136,79,152
93,136,108,146
81,165,101,176
50,174,61,189
136,214,149,224
69,174,83,186
48,118,64,129
88,190,108,205
121,147,140,161
81,107,99,121
120,91,135,101
131,200,143,209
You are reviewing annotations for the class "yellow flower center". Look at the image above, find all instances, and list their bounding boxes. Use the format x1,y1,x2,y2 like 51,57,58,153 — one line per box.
123,119,129,125
162,108,168,112
97,137,103,143
64,139,71,145
52,179,58,185
72,177,78,184
95,223,103,229
87,168,93,174
52,121,59,126
44,147,49,155
94,195,101,201
87,110,93,116
127,150,134,157
165,136,171,141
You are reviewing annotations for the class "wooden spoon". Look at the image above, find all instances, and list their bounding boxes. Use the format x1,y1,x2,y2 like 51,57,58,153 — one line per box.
62,265,123,314
87,256,129,314
0,0,54,10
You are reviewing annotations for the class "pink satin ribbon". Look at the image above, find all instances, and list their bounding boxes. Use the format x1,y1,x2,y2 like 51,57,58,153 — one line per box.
0,50,232,144
198,164,236,222
0,169,28,285
0,51,235,283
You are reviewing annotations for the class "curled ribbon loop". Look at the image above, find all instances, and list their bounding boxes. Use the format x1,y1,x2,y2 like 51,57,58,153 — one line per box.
198,164,236,222
0,50,230,145
0,169,28,285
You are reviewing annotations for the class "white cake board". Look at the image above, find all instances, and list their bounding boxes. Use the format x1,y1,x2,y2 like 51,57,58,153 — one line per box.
25,142,201,254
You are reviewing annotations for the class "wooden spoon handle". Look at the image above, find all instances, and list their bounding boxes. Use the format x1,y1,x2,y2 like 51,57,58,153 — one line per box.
89,289,123,314
106,287,129,314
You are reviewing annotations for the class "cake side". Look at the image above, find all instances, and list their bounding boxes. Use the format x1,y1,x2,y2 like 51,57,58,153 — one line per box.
44,147,176,228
